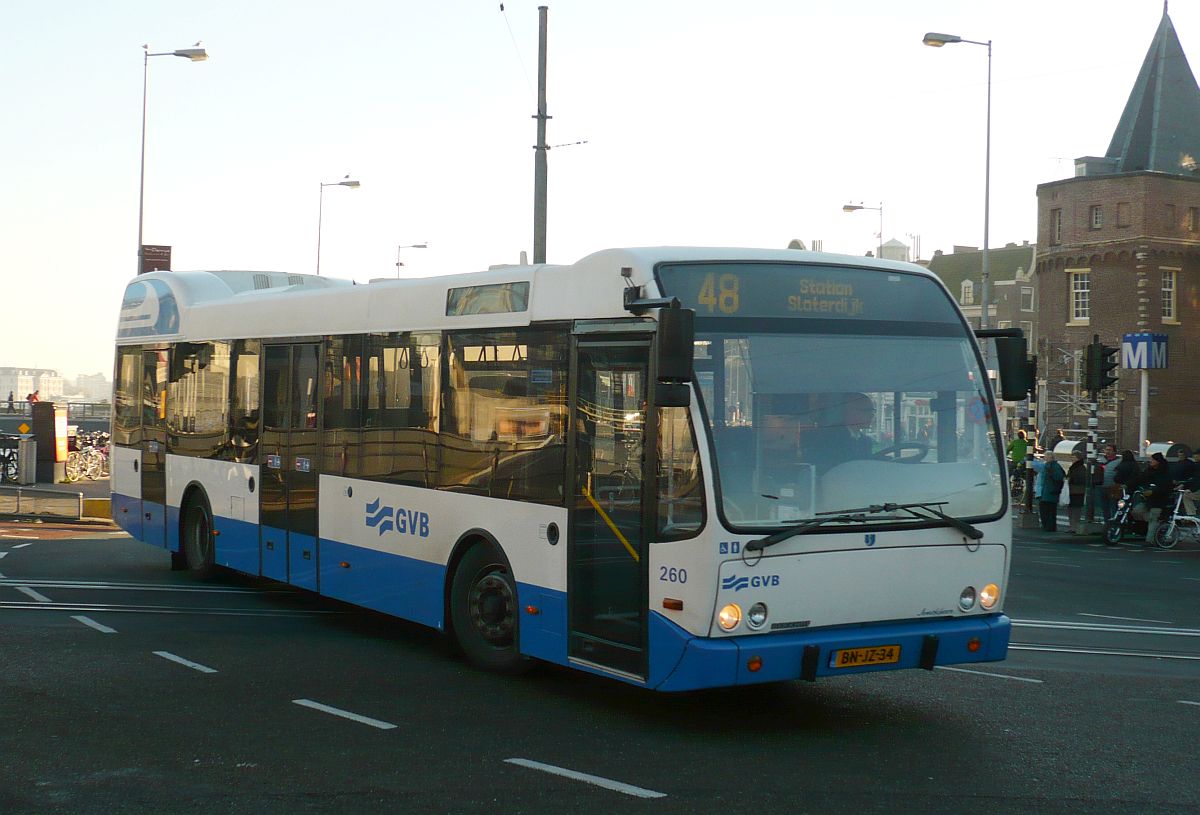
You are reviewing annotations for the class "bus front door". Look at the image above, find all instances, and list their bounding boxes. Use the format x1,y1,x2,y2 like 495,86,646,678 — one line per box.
568,341,649,679
260,343,321,590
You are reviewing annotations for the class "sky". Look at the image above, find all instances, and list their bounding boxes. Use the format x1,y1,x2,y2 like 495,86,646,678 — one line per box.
2,0,1197,381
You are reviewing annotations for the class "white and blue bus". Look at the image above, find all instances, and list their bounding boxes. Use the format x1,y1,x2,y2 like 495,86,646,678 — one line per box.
112,247,1029,690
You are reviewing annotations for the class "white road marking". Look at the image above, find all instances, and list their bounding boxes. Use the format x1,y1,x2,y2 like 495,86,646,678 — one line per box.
1078,612,1175,625
504,758,667,799
10,543,32,549
1032,559,1082,568
153,651,218,673
935,666,1043,683
292,699,398,730
1011,644,1200,661
0,551,8,558
1179,701,1200,707
71,615,117,634
15,586,51,603
1013,619,1199,638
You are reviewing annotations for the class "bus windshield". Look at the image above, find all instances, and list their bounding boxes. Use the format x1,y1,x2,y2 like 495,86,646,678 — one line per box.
658,262,1005,529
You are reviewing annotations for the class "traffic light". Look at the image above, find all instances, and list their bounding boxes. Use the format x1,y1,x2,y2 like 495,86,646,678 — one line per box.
1084,339,1120,394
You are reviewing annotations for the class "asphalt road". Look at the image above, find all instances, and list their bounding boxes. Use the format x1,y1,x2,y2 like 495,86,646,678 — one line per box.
0,520,1196,814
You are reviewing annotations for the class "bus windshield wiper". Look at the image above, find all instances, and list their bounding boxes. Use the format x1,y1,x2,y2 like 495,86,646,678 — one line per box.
871,501,983,540
745,506,902,552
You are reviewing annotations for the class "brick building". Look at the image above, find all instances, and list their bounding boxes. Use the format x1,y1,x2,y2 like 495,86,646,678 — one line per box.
1034,5,1200,451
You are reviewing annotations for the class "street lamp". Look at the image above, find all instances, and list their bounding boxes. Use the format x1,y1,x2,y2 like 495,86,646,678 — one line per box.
138,43,208,275
395,243,428,277
842,202,883,259
924,31,992,329
316,176,360,276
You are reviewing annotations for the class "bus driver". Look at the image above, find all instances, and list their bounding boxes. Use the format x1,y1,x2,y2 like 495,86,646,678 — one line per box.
801,392,876,474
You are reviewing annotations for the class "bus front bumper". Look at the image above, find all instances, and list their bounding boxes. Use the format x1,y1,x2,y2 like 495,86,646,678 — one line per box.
652,612,1011,691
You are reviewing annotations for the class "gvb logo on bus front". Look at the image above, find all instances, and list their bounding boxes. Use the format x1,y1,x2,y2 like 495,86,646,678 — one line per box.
365,498,430,538
721,574,781,592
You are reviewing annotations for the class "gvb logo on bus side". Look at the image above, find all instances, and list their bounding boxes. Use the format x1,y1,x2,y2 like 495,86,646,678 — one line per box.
721,574,781,592
365,498,430,538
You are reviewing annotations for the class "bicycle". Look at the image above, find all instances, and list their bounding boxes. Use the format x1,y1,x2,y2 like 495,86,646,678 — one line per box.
1009,462,1027,502
0,436,17,483
1153,486,1200,549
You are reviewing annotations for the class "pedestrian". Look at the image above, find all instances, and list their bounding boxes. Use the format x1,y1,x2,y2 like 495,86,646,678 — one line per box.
1097,444,1118,521
1183,449,1200,515
1006,429,1029,473
5,391,12,414
1037,451,1066,532
1066,450,1088,532
1137,452,1173,544
27,390,39,404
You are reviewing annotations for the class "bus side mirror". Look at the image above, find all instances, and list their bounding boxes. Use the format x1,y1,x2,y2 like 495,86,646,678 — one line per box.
655,305,694,408
656,306,694,383
993,336,1033,402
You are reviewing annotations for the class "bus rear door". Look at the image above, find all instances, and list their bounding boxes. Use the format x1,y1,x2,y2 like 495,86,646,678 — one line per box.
141,349,168,549
260,343,321,590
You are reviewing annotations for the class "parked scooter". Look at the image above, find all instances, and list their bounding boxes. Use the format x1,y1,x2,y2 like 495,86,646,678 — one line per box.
1103,486,1148,545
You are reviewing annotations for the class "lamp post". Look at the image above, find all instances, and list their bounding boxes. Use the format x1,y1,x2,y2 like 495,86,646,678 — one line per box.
923,31,992,329
138,43,207,275
842,202,883,258
395,243,428,277
316,176,360,276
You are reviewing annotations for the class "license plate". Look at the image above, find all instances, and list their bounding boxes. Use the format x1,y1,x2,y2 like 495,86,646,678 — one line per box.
830,644,901,668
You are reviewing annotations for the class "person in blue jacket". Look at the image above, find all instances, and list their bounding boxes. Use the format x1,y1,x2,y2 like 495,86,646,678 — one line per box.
1037,452,1066,531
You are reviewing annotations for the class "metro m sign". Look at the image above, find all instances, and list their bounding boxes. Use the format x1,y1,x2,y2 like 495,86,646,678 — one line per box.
1121,333,1168,369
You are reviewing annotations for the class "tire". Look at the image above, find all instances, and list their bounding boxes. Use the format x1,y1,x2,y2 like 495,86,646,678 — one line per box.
181,494,217,579
64,452,82,483
1154,522,1180,550
449,544,530,674
1103,518,1124,545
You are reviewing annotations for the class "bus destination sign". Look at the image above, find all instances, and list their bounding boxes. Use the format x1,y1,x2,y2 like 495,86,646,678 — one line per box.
657,262,958,324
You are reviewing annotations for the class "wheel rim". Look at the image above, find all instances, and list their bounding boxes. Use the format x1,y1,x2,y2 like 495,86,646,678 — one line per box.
468,569,514,646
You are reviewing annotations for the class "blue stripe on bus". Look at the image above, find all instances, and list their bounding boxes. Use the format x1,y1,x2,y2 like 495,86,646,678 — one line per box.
212,515,260,575
318,539,446,630
111,493,141,539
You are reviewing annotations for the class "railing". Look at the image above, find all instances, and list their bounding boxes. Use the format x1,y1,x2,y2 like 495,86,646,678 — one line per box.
0,401,111,420
0,486,84,520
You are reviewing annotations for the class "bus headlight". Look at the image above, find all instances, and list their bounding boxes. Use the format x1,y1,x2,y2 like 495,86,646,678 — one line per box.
746,603,768,629
958,586,977,611
718,603,742,631
979,583,1000,609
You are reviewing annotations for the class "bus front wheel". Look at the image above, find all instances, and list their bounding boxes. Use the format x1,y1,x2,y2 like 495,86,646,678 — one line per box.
182,495,217,579
450,544,529,675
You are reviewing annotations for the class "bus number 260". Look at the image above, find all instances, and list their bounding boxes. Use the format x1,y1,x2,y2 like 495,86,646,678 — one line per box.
659,566,687,584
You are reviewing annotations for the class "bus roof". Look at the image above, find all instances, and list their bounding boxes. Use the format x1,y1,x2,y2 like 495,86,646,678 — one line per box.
115,247,939,343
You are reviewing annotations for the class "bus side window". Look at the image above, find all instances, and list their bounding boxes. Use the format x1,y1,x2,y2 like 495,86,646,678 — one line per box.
228,340,261,463
657,405,703,539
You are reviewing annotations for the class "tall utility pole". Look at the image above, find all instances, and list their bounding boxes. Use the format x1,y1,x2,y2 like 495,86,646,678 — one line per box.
532,5,550,264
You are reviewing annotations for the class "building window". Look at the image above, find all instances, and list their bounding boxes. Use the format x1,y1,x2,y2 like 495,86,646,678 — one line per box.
1019,320,1034,345
1050,209,1063,244
1070,270,1090,322
1162,268,1178,322
1189,207,1200,232
1117,202,1131,227
1165,204,1176,232
960,279,974,305
1020,286,1035,311
1089,205,1103,229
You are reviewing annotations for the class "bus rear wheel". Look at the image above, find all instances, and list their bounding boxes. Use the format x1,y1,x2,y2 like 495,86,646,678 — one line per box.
182,495,217,579
450,544,529,674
